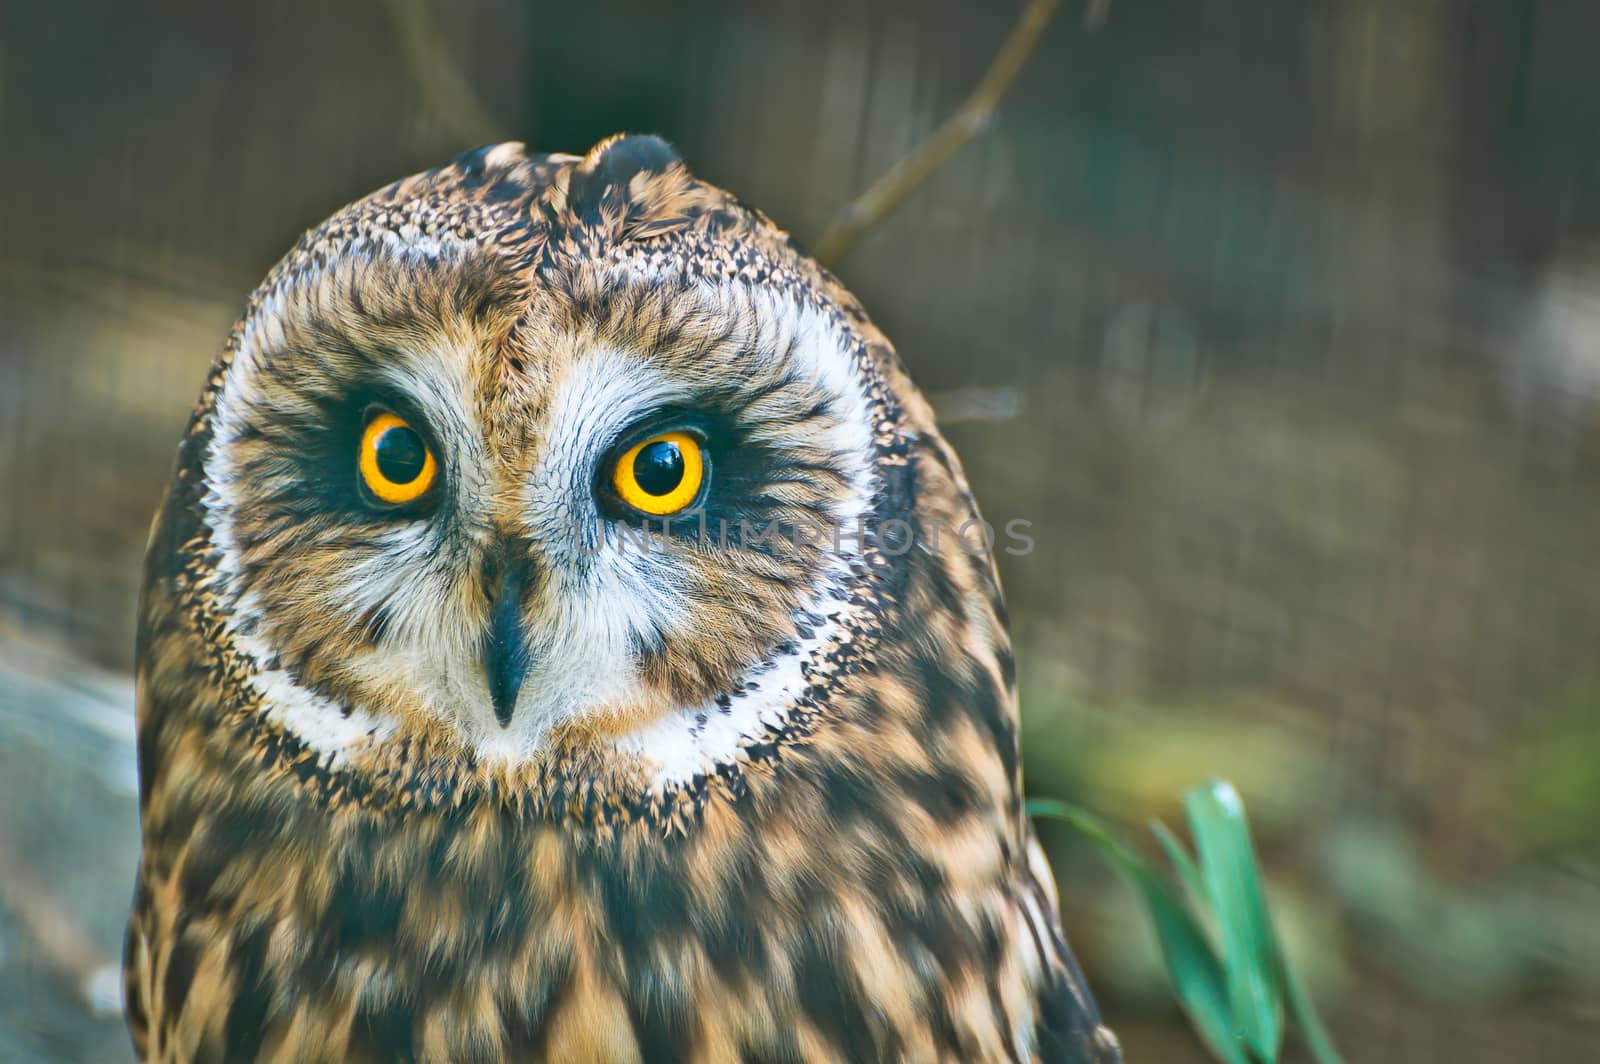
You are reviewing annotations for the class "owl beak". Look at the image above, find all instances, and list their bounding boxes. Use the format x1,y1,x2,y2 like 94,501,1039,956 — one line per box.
483,553,532,728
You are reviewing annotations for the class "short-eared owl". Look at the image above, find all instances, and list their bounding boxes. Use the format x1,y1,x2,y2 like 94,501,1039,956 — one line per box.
126,134,1119,1063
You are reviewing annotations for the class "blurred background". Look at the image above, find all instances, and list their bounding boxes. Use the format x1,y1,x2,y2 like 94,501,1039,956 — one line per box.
2,0,1599,1060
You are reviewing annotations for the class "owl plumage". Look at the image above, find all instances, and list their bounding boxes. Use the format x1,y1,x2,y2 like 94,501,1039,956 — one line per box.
125,135,1120,1063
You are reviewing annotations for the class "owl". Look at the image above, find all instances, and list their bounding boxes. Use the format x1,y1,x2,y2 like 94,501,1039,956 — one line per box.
125,134,1120,1064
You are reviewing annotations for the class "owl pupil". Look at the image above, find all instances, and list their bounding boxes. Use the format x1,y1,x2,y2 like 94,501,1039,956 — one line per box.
633,440,684,496
375,426,426,484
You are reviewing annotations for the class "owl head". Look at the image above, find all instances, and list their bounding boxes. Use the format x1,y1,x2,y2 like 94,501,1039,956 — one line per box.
155,135,989,818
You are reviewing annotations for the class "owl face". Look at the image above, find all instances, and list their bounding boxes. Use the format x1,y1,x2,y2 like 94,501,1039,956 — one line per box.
188,137,912,796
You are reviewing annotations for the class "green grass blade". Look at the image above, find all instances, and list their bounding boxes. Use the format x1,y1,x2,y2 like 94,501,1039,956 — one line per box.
1273,913,1344,1064
1185,781,1284,1062
1027,799,1250,1064
1152,819,1213,937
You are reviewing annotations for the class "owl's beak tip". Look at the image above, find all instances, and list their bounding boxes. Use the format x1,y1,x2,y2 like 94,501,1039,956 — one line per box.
488,679,519,728
483,554,532,728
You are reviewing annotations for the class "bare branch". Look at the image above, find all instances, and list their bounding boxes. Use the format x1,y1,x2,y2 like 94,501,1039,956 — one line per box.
814,0,1069,268
383,0,507,148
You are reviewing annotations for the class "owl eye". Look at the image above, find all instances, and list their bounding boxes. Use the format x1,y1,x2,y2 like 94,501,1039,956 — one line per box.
610,431,705,516
358,411,437,506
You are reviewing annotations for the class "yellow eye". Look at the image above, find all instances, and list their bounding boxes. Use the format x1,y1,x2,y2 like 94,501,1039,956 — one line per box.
610,431,704,515
358,411,437,506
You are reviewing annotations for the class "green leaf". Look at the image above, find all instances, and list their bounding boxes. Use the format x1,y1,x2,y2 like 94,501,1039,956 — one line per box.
1027,799,1249,1064
1184,781,1284,1062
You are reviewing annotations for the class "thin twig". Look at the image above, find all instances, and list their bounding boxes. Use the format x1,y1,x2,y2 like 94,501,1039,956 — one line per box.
814,0,1068,267
382,0,507,147
928,386,1023,424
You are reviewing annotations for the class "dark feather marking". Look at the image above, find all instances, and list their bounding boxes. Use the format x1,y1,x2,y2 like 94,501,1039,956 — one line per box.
499,945,572,1059
793,926,900,1061
220,920,274,1063
160,930,201,1028
739,1037,806,1064
349,996,419,1064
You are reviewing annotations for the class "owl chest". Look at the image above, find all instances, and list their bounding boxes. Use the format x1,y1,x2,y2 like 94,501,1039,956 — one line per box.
144,786,1026,1063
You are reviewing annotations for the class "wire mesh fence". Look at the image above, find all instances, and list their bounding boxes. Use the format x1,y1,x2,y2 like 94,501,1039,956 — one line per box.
1,1,1597,1060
